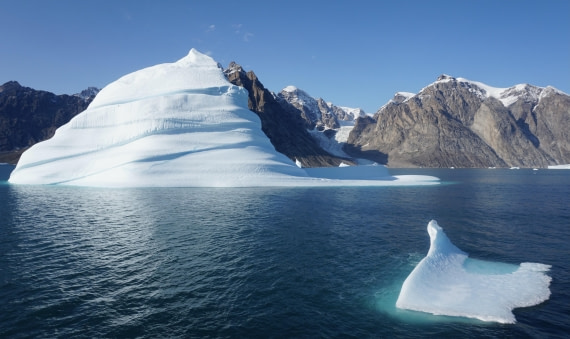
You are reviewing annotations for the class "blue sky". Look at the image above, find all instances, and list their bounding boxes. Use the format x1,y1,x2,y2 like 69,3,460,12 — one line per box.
1,0,568,113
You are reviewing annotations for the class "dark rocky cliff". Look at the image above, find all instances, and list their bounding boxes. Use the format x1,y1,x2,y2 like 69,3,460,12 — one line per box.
0,81,96,163
224,62,353,167
347,76,569,168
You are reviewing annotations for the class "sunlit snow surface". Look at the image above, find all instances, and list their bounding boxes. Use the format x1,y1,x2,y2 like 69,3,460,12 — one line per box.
396,220,551,324
548,164,570,169
8,49,438,187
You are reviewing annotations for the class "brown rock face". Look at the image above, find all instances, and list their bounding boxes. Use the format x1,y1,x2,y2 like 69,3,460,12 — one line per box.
347,76,569,168
513,88,570,162
224,63,353,167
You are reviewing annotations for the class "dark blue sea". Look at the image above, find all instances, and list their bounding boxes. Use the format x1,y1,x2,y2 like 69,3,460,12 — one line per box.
1,165,569,338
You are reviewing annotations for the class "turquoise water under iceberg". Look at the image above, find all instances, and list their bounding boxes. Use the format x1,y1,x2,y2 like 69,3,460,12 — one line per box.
1,166,569,338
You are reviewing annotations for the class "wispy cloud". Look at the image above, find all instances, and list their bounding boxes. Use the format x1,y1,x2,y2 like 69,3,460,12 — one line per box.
243,32,254,42
206,24,216,32
233,24,253,42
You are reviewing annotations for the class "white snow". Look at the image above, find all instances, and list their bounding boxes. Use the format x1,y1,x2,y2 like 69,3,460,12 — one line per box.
282,85,298,93
434,75,566,108
339,106,367,118
394,92,415,101
378,92,417,111
548,164,570,169
280,86,367,159
308,127,353,158
8,49,439,188
396,220,551,324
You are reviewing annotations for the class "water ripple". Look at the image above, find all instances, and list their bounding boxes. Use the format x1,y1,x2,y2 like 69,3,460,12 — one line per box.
1,170,569,338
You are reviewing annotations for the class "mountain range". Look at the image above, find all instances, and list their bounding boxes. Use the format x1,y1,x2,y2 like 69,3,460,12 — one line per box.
1,65,568,168
0,81,98,163
347,75,569,168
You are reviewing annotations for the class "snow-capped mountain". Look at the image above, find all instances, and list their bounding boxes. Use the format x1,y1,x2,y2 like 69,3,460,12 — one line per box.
277,86,366,159
278,86,365,130
9,49,438,187
433,74,564,108
74,86,100,101
223,62,352,167
348,75,570,168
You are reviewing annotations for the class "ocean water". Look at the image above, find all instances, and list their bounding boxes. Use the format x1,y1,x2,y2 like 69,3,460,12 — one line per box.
0,165,569,338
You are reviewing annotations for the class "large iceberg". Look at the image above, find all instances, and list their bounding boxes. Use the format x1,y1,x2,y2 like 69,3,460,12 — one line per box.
9,49,438,187
396,220,551,323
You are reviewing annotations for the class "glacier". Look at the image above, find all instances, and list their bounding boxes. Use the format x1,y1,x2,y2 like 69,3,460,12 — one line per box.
8,49,438,187
396,220,551,324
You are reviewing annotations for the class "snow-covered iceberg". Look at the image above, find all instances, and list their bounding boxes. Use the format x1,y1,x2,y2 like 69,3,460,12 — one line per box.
9,49,438,187
396,220,551,323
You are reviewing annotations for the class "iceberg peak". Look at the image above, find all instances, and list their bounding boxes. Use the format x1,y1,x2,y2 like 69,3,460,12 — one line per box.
427,220,466,256
177,48,217,67
88,48,229,110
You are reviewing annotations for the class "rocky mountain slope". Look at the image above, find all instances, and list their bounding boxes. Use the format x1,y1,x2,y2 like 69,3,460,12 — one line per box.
347,75,569,168
278,86,365,130
276,85,366,160
223,62,353,167
0,81,98,163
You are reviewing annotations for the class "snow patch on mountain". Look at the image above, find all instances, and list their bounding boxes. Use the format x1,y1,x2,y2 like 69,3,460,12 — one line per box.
74,87,100,100
278,86,367,158
338,106,368,119
433,74,566,108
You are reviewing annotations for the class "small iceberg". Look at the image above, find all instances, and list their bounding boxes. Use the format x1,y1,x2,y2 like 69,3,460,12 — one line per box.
548,164,570,169
396,220,551,324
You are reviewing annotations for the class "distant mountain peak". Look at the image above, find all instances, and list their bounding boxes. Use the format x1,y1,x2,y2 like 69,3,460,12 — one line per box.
1,80,22,88
0,81,25,94
423,75,567,108
224,61,244,76
437,74,455,81
282,85,299,93
391,92,416,104
74,87,100,100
